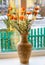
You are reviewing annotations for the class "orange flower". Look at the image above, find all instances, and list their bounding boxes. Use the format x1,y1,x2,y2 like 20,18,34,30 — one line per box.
21,7,26,15
33,11,38,16
6,13,11,17
21,7,25,11
8,6,12,11
13,16,17,20
9,15,13,20
19,15,25,20
35,7,39,10
26,12,32,15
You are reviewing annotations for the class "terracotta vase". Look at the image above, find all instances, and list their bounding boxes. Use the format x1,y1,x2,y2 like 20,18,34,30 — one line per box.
17,33,32,64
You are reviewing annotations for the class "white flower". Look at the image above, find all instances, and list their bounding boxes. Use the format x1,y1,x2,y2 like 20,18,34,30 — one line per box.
28,14,32,20
36,10,40,13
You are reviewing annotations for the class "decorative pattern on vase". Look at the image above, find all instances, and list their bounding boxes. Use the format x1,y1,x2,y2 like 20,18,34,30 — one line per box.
18,34,32,64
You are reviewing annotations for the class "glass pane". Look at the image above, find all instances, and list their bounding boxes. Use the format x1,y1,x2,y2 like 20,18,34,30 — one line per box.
0,0,2,4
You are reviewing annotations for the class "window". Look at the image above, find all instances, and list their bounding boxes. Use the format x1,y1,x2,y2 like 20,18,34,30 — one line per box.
41,0,45,6
2,0,6,5
36,0,45,6
15,0,18,8
0,0,2,5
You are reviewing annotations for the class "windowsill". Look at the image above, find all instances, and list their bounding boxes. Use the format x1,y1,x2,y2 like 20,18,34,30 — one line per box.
0,50,45,58
0,56,45,65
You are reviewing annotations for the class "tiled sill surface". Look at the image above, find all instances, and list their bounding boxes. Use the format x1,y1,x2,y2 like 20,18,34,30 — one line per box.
0,56,45,65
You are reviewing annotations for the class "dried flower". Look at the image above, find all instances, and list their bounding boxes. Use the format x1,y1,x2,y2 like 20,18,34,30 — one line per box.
19,15,25,20
3,6,40,33
8,6,12,11
21,7,26,15
33,11,38,16
35,7,40,10
9,15,13,20
7,13,11,17
26,12,32,15
21,7,25,11
13,15,17,20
